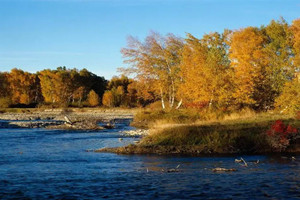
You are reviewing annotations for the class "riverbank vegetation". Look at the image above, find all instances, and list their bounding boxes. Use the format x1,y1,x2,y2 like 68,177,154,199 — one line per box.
98,111,300,155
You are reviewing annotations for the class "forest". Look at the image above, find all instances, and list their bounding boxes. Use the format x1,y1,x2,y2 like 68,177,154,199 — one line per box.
0,18,299,114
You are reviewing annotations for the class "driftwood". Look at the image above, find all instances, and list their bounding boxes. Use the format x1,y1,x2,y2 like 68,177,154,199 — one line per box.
235,158,259,165
212,167,237,172
240,157,248,167
162,164,181,173
64,115,73,125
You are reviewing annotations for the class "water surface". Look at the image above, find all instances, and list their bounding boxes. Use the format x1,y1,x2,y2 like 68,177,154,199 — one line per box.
0,124,299,199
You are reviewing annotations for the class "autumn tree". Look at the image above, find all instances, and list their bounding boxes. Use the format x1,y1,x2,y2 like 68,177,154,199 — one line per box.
178,32,233,110
0,72,11,108
102,90,114,107
7,68,40,105
87,90,100,107
38,67,74,105
127,80,157,107
72,86,86,107
229,27,270,109
78,68,107,104
275,18,300,113
275,73,300,113
39,67,106,106
260,18,295,107
229,18,296,110
291,18,300,67
121,32,184,109
0,72,9,98
102,75,135,107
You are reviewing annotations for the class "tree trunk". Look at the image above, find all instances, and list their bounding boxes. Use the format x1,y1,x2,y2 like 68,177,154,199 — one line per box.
209,98,213,109
171,79,175,108
175,99,182,109
160,88,165,109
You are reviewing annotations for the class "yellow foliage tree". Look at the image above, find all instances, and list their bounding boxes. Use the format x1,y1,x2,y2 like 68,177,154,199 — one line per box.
7,68,39,104
291,18,300,67
275,73,300,113
87,90,99,107
102,91,114,107
179,33,233,109
229,27,268,108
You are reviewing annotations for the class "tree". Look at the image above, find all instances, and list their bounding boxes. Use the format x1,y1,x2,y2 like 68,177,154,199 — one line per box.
0,72,9,98
87,90,100,107
102,75,132,107
38,67,106,106
0,72,11,108
78,68,107,105
72,86,86,106
275,73,300,113
229,27,269,109
7,68,40,105
291,18,300,67
121,32,184,109
38,68,73,105
102,90,114,107
178,32,233,110
260,18,295,108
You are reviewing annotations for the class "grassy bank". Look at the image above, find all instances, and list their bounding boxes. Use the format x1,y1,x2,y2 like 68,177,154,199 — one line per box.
97,111,300,155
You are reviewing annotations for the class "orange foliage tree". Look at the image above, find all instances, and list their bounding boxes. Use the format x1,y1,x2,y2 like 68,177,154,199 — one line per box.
87,90,100,107
229,27,269,109
7,68,40,105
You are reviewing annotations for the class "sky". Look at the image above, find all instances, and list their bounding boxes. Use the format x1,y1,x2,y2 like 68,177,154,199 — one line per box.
0,0,299,79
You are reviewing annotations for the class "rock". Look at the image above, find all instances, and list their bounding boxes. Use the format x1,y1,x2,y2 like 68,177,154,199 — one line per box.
121,129,149,136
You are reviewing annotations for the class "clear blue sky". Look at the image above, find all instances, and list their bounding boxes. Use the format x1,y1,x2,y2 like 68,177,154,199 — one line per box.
0,0,299,79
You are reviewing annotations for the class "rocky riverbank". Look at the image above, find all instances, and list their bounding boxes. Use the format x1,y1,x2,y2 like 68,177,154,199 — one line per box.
120,129,149,136
0,109,135,130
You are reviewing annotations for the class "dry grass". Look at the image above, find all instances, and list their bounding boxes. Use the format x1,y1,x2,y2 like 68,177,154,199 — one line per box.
136,111,300,154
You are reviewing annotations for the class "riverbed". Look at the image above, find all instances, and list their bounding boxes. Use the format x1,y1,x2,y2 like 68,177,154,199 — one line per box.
0,122,300,199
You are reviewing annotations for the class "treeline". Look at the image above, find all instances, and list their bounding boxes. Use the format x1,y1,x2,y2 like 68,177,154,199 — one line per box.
0,67,153,108
120,17,300,113
0,67,106,108
0,18,299,112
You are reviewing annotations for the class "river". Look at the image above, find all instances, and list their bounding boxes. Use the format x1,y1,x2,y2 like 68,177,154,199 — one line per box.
0,121,299,199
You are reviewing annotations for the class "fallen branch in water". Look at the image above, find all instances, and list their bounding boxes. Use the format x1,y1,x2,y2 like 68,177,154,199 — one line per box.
240,157,248,167
212,168,237,172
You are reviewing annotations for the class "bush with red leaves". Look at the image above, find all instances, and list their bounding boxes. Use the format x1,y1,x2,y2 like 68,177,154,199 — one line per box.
266,120,298,152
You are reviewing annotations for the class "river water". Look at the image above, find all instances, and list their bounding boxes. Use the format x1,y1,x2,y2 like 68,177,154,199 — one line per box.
0,121,300,199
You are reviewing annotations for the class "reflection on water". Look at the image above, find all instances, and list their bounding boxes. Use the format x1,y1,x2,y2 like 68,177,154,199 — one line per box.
0,125,300,199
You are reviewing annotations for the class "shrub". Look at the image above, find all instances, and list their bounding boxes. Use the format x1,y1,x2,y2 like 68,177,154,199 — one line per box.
266,120,298,152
